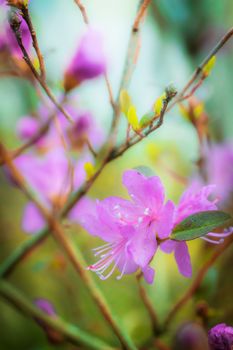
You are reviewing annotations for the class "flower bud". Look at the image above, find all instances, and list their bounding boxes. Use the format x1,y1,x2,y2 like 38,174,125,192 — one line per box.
34,299,64,345
208,323,233,350
64,29,106,91
173,323,209,350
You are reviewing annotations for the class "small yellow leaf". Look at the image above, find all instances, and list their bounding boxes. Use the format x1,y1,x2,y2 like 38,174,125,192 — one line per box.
203,56,216,76
120,90,131,116
127,105,140,131
193,103,204,119
84,162,95,180
153,93,166,116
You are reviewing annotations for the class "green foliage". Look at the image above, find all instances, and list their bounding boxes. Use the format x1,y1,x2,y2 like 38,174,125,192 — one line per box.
171,211,232,241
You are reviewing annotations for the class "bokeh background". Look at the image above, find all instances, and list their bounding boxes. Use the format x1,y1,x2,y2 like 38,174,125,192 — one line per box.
0,1,233,349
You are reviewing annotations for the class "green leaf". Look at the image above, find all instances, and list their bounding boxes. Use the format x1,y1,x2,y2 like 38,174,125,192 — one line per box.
171,211,232,241
139,112,154,128
133,166,156,177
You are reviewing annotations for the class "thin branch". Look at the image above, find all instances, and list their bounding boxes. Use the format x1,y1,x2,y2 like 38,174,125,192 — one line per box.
133,0,151,32
110,0,151,132
0,280,114,350
73,0,117,113
0,144,136,350
163,234,233,331
21,4,46,80
136,275,160,334
168,27,233,111
74,0,89,25
9,14,73,123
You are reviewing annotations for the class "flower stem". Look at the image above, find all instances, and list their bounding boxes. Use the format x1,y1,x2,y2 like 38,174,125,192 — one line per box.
163,234,233,331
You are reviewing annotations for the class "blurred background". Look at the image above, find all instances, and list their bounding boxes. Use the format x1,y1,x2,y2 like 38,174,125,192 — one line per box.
0,0,233,349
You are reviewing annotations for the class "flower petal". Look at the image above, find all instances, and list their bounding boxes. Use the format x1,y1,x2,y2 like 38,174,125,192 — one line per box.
160,239,176,253
122,169,165,211
174,242,192,278
156,200,175,239
142,265,155,284
128,225,157,268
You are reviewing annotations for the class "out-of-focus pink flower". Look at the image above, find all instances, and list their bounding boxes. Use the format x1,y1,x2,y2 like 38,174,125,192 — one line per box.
12,148,92,234
204,142,233,205
78,169,175,283
77,169,232,283
16,107,104,152
208,323,233,350
64,29,106,91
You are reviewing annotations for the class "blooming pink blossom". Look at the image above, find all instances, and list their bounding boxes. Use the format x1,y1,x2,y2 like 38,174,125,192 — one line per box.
78,169,232,283
78,169,175,283
64,29,106,91
12,148,92,234
16,107,104,152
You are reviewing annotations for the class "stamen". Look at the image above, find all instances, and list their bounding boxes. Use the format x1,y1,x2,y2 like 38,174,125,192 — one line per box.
92,242,112,252
116,259,128,280
98,255,122,280
207,231,233,238
200,236,222,244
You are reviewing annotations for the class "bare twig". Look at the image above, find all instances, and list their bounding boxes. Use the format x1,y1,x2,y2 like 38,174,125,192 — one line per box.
133,0,151,32
21,5,46,80
168,27,233,111
74,0,89,25
0,143,136,350
163,234,233,331
9,14,73,123
136,275,160,334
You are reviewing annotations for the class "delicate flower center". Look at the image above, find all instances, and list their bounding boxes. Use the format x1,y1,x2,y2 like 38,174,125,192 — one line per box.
88,240,130,280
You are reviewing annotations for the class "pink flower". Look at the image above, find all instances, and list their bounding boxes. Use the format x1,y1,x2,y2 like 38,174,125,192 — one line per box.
11,148,91,234
78,169,232,282
64,29,106,91
78,169,175,283
16,106,104,152
160,182,231,278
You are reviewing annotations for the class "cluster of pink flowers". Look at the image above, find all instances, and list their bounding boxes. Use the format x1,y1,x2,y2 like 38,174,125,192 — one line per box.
78,169,232,283
9,101,104,234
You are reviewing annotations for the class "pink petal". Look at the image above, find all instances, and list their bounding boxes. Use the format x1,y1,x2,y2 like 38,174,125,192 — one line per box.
160,239,176,253
176,184,217,225
122,169,165,211
156,200,175,239
128,226,157,268
22,202,45,234
174,242,192,278
142,265,155,284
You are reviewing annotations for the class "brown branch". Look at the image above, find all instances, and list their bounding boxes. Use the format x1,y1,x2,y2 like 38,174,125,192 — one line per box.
9,14,73,123
110,0,151,133
73,0,117,113
0,143,136,350
136,275,160,334
74,0,89,25
163,234,233,331
133,0,152,32
21,5,46,80
168,27,233,111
